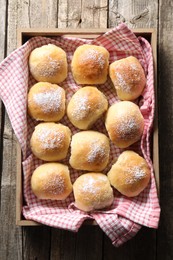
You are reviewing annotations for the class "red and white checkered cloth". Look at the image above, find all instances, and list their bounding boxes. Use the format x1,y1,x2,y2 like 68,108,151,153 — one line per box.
0,23,160,247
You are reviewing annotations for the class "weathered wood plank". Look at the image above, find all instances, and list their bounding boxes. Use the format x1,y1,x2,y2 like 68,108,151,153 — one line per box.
103,227,156,260
50,226,103,260
7,0,58,54
0,1,23,259
0,189,23,260
50,229,76,260
58,0,82,28
0,135,23,259
157,0,173,259
22,226,51,260
81,0,107,28
58,0,107,28
0,0,6,60
7,0,19,54
0,1,23,260
75,226,103,260
109,0,158,28
28,0,58,28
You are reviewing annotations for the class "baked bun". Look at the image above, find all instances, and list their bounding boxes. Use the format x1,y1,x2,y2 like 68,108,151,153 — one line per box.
30,122,71,161
73,173,114,212
70,131,110,171
107,151,151,197
28,82,65,122
31,163,72,200
67,86,108,129
105,101,144,148
29,44,67,83
71,44,109,84
109,56,146,101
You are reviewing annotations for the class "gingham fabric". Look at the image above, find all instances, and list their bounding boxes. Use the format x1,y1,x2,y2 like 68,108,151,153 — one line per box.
0,23,160,247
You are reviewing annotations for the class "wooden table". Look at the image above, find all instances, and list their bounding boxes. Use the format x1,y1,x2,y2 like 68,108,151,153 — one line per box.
0,1,172,259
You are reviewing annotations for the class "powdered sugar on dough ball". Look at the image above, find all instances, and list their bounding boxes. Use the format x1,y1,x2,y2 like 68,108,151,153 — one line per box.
109,56,146,101
67,86,108,130
107,150,151,197
69,130,110,172
71,44,109,84
31,163,72,200
28,82,65,122
29,44,68,83
73,173,114,212
105,101,144,148
30,122,71,161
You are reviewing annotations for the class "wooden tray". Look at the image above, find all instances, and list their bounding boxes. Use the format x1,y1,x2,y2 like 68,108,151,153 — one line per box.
16,28,158,226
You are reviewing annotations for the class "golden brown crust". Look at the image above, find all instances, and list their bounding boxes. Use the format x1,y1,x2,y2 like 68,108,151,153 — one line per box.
73,173,114,212
71,44,109,84
29,44,67,83
105,101,144,148
30,122,71,161
109,56,146,101
28,82,65,122
67,86,108,130
31,163,72,200
107,151,151,197
69,131,110,172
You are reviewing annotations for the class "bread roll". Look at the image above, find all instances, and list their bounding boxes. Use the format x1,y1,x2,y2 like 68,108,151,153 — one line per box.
29,44,67,83
28,82,65,122
109,56,146,101
70,131,110,171
73,173,114,212
31,163,72,200
107,151,151,197
105,101,144,148
71,44,109,84
67,86,108,129
30,122,71,161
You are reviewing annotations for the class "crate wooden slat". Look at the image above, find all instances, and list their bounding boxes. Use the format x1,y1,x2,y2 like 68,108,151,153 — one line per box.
16,28,158,226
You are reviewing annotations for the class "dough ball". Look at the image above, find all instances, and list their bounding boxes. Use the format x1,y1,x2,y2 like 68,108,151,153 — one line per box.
105,101,144,148
28,82,65,122
31,163,72,200
73,173,114,212
30,122,71,161
67,86,108,129
107,150,151,197
29,44,67,83
71,44,109,84
70,131,110,172
109,56,146,101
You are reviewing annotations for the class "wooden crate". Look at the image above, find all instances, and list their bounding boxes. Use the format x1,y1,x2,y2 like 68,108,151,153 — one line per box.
16,28,158,226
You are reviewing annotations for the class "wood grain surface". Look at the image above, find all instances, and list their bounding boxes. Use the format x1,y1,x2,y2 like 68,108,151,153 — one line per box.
157,1,173,259
0,0,172,259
